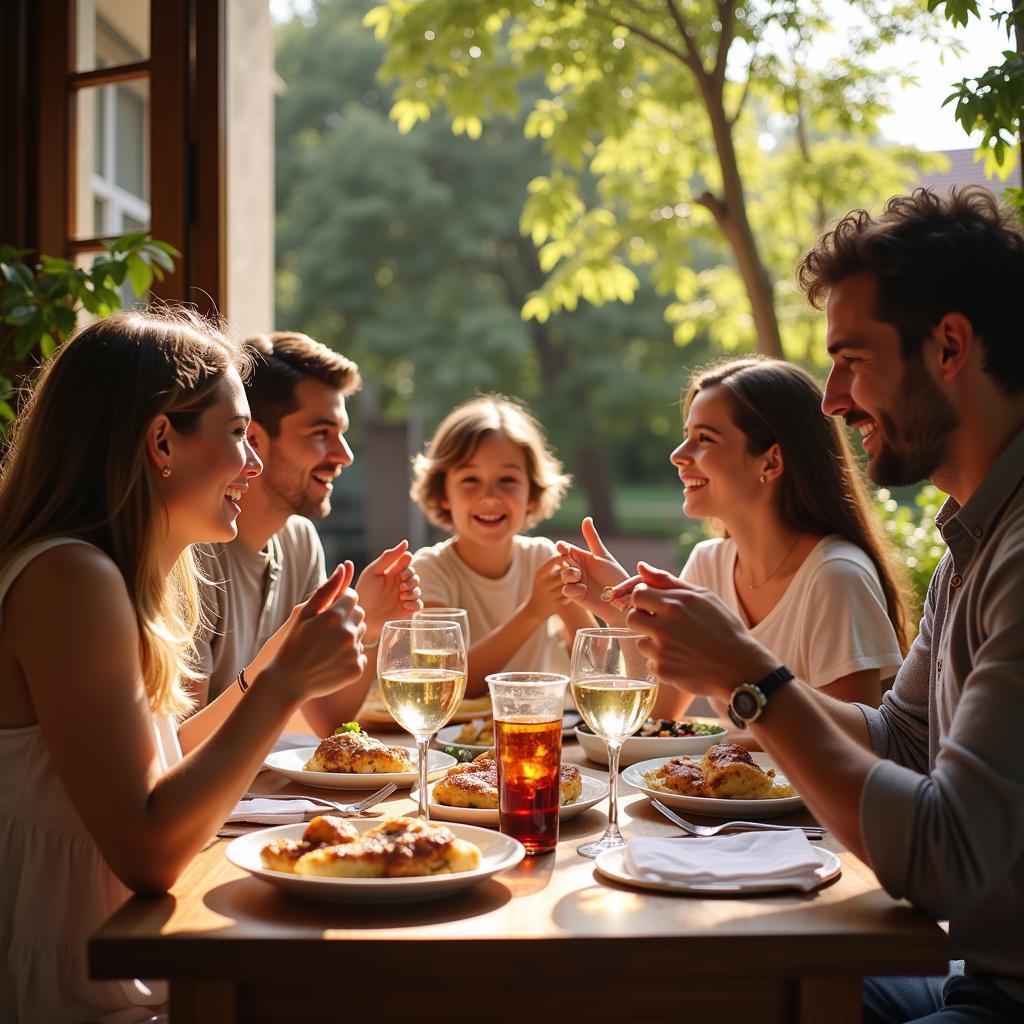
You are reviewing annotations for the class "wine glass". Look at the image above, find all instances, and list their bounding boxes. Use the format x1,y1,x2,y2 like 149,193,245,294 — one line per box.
411,607,471,654
570,627,657,858
377,620,467,820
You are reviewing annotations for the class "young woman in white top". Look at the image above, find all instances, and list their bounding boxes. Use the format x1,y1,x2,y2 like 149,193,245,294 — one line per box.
560,358,914,713
0,309,366,1023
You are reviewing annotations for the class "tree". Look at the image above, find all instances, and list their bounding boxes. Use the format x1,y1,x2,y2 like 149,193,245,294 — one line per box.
367,0,941,358
276,0,708,531
929,1,1024,211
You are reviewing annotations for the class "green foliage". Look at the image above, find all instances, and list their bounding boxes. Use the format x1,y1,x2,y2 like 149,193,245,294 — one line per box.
0,234,179,423
875,485,947,608
274,0,710,508
368,0,942,356
928,1,1023,186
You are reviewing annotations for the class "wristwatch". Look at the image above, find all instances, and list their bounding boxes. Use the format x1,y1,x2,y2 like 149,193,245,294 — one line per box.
727,666,795,728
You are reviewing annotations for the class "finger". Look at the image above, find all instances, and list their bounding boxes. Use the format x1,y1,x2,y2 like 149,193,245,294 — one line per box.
636,561,685,590
373,540,410,574
562,582,587,601
629,583,685,615
382,549,413,576
561,564,582,583
301,564,350,619
540,553,565,573
581,516,613,558
605,574,641,602
556,540,588,560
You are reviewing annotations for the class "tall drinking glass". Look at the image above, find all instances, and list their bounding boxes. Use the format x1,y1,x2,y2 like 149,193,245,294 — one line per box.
412,607,471,650
570,628,657,858
488,672,568,855
378,620,467,820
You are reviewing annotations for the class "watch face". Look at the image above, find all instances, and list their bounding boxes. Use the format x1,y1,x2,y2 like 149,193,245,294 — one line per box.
732,689,760,719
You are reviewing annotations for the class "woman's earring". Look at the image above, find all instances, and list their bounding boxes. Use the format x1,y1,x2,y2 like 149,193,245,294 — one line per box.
759,474,766,484
161,465,172,478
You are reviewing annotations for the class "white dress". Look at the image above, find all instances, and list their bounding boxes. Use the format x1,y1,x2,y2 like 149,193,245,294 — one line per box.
0,538,179,1023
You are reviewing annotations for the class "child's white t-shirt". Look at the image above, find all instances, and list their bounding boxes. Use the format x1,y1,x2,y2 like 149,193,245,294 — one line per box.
411,535,569,675
681,535,902,689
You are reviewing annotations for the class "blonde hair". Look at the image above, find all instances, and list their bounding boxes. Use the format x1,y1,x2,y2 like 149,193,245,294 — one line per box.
0,307,248,715
411,395,570,531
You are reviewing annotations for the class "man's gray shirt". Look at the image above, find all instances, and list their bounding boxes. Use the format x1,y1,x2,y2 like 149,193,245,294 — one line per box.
859,427,1024,1001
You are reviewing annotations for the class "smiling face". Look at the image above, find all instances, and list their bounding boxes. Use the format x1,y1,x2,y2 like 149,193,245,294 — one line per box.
669,386,767,520
442,431,534,550
822,272,958,486
161,368,262,545
254,377,354,519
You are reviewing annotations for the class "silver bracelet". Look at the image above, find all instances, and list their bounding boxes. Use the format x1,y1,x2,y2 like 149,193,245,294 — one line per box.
362,639,380,651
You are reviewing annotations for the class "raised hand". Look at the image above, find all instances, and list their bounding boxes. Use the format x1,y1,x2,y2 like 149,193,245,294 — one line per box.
268,562,368,703
354,540,423,640
625,562,774,700
557,517,629,619
523,552,572,622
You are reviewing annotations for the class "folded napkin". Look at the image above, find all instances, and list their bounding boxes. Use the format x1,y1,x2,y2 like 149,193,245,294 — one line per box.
227,798,324,825
625,830,823,891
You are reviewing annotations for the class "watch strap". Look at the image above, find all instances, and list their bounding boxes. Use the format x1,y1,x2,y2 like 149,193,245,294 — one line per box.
753,664,795,698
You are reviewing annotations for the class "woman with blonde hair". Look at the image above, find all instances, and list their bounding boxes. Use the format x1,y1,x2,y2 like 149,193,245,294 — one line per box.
561,358,912,713
0,309,366,1023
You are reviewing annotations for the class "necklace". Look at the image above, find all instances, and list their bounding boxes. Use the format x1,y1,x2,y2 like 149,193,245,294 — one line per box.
742,534,802,590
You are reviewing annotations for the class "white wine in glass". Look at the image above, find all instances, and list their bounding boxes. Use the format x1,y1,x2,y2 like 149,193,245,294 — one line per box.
378,620,467,820
570,628,657,858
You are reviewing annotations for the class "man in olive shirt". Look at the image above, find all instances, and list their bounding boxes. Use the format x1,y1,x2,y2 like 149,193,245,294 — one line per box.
194,332,421,736
614,188,1024,1021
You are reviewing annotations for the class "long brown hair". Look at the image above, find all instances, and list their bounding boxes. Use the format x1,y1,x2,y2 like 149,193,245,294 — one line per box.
684,357,915,654
0,307,247,714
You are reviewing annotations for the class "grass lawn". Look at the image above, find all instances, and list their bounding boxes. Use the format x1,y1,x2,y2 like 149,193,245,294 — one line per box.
547,483,690,538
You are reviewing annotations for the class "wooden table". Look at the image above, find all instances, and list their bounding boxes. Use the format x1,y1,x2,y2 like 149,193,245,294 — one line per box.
89,738,948,1023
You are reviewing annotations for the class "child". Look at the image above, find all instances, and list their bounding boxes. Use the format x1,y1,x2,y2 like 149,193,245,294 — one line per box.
410,396,594,696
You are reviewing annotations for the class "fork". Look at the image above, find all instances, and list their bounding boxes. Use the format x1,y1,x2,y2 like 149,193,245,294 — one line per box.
240,781,398,817
651,798,827,840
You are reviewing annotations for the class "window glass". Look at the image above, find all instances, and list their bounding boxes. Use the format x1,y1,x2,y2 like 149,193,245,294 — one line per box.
75,0,149,72
74,80,150,239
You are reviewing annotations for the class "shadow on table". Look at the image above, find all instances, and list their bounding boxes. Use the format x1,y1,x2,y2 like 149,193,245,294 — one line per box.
202,874,512,931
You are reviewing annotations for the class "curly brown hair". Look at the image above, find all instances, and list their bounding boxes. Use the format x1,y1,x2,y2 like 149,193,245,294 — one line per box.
796,186,1024,394
410,395,570,531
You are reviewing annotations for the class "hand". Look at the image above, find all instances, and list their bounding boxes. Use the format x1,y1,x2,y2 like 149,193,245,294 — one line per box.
624,562,776,698
523,553,572,622
268,562,367,704
557,517,629,617
355,540,423,640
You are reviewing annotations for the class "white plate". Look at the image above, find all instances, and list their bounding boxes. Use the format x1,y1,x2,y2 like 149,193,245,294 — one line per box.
262,746,456,790
575,723,727,767
411,774,609,827
358,695,493,726
226,819,524,904
594,844,841,895
436,711,584,755
621,753,804,819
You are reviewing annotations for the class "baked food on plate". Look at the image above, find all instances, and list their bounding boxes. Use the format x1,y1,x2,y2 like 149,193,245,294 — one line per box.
303,730,413,774
260,815,481,878
432,753,582,809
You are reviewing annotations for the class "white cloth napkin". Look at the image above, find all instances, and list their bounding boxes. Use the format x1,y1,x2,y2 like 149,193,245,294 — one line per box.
227,798,325,825
625,830,823,891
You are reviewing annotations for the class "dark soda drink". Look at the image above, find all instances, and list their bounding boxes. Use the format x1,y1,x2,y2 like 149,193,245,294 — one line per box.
494,716,562,855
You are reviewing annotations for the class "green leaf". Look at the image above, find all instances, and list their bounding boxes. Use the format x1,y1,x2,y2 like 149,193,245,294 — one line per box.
2,262,35,291
5,305,37,325
38,333,56,359
0,400,14,423
142,243,175,272
52,305,77,336
127,255,153,295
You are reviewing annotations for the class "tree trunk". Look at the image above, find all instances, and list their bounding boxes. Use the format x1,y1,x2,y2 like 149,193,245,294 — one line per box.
507,237,621,533
697,77,785,359
576,439,619,533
